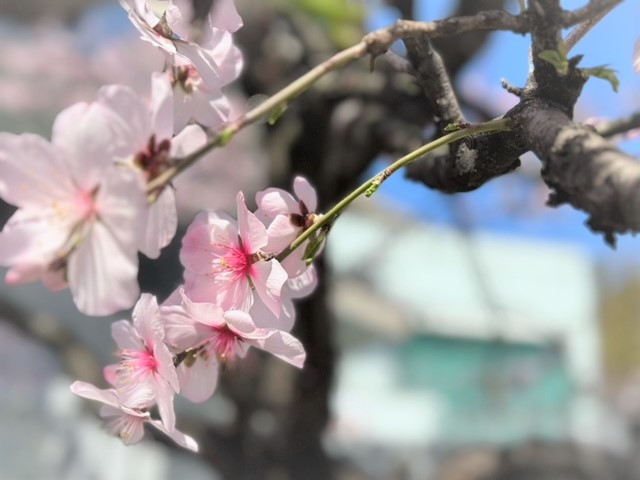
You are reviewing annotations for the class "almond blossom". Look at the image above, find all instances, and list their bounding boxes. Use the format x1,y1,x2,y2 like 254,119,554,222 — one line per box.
0,104,148,315
256,176,321,276
70,381,197,451
91,81,205,259
110,294,179,432
180,192,288,316
162,288,305,402
119,0,243,89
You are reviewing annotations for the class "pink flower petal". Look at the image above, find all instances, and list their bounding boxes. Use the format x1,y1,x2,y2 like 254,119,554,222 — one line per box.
210,0,243,32
141,188,177,259
247,330,306,368
67,221,140,316
251,260,287,317
176,354,220,403
0,133,74,207
148,418,199,452
236,192,268,253
293,176,318,213
256,188,298,218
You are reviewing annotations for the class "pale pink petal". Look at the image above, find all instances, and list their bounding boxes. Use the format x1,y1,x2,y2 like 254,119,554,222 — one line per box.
53,101,134,187
96,84,152,154
154,378,177,432
635,38,640,73
131,294,164,343
111,320,145,351
287,264,318,299
180,291,227,328
209,0,243,32
176,355,219,403
70,381,120,409
256,188,298,218
151,72,174,140
164,0,194,39
205,36,243,86
247,330,306,368
265,214,297,253
94,167,148,258
103,364,118,386
251,260,287,317
5,263,47,286
141,188,177,259
67,221,140,316
170,124,207,157
162,286,183,306
161,304,203,350
180,212,238,274
250,293,295,332
0,208,70,274
148,419,199,452
293,176,318,212
0,133,74,207
236,192,268,253
42,269,68,291
173,86,231,132
101,405,146,445
174,41,222,88
223,310,265,338
184,271,253,311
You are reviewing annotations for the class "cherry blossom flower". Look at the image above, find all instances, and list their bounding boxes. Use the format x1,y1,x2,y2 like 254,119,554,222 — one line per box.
111,294,179,432
70,381,197,451
119,0,243,89
161,288,304,402
255,176,321,306
256,176,319,258
90,81,205,259
158,63,233,133
634,38,640,73
180,192,288,316
0,104,149,315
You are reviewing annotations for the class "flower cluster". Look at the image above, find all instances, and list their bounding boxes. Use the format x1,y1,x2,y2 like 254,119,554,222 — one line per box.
73,177,319,450
0,0,321,451
0,0,243,316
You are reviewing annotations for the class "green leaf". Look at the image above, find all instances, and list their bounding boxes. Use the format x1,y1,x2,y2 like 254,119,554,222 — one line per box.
582,65,620,92
444,123,461,132
219,129,235,146
538,47,569,75
297,0,364,23
268,102,289,125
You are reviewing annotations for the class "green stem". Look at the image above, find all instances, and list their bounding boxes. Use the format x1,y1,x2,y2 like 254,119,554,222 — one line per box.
146,43,368,197
286,118,511,253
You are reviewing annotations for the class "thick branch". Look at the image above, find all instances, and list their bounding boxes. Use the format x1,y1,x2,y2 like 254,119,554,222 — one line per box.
403,34,464,131
518,99,640,246
596,111,640,139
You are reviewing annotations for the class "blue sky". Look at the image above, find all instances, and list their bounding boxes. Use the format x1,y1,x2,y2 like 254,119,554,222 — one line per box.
366,0,640,265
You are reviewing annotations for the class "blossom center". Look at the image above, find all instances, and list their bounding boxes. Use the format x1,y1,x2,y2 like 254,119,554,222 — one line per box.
119,347,159,376
134,134,172,181
211,325,240,361
221,244,252,277
74,188,98,221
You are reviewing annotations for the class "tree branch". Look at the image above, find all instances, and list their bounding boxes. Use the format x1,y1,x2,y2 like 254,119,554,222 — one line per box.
595,111,640,139
518,99,640,246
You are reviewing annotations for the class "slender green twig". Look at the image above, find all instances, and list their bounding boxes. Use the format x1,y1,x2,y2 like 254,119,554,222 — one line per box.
278,117,511,260
146,43,368,197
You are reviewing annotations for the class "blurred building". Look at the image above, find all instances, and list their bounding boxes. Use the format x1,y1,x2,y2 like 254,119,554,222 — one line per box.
324,202,627,478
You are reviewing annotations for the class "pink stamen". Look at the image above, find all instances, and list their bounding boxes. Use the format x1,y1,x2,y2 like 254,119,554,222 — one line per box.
216,242,254,281
74,189,97,220
211,325,240,361
118,348,159,379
